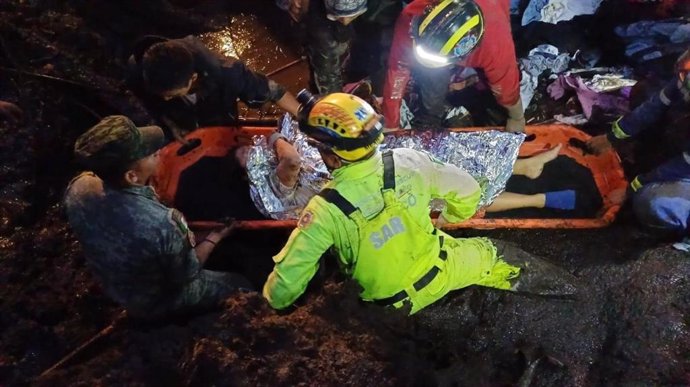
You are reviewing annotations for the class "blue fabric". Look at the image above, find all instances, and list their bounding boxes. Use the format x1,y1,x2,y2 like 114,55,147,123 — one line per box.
633,180,690,233
608,80,690,186
607,80,681,142
544,190,576,210
638,153,690,187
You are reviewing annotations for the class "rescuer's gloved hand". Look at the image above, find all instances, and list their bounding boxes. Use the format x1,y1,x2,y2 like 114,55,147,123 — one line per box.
504,99,525,133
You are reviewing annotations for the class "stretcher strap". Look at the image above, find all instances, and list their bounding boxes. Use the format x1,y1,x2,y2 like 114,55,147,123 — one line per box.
382,150,395,190
317,150,396,217
318,188,357,216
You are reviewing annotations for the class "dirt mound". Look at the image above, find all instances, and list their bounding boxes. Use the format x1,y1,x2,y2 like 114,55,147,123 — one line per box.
29,243,690,387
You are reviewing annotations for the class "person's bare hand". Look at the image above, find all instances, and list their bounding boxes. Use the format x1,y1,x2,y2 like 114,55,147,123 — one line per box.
0,101,23,123
586,135,612,155
202,222,237,244
505,116,525,133
434,214,449,229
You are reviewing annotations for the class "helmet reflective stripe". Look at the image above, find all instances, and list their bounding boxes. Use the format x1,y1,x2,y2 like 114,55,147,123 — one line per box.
441,14,480,55
418,0,454,34
412,0,484,66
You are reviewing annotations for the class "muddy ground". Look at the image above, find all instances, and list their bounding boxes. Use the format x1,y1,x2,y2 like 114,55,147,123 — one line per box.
1,0,689,386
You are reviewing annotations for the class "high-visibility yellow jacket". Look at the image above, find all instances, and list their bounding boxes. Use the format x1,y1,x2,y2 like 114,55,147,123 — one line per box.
263,148,518,313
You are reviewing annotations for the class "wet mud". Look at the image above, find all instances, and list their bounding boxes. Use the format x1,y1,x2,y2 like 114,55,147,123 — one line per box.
1,1,690,386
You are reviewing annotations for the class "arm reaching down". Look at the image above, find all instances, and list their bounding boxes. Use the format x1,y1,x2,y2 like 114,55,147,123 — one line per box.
194,223,236,265
263,199,336,309
408,150,482,223
382,6,416,130
275,91,301,117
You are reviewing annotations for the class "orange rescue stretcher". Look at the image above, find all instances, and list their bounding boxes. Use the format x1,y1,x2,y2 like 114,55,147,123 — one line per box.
151,125,628,231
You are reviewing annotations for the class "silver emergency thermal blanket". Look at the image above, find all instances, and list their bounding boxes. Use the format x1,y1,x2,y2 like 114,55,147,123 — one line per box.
246,115,331,220
247,114,525,219
380,130,525,207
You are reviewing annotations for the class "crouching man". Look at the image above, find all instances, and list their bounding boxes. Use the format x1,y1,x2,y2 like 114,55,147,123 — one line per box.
64,115,252,320
587,50,690,237
263,93,574,314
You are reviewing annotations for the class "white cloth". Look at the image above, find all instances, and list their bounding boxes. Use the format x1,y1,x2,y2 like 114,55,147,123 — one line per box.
522,0,603,26
519,45,571,109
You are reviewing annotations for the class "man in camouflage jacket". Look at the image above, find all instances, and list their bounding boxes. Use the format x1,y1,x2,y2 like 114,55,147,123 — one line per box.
64,115,251,319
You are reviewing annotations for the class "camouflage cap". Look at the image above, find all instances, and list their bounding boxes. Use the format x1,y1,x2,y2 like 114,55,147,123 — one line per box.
74,115,165,173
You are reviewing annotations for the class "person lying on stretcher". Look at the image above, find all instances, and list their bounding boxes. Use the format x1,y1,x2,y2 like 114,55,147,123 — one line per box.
232,110,575,221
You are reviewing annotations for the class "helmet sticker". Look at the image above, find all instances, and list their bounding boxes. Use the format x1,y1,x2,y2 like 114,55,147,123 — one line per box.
453,35,478,58
353,106,369,121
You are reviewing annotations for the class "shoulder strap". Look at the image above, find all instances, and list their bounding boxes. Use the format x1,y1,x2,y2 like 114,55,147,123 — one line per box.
382,150,396,191
318,188,358,217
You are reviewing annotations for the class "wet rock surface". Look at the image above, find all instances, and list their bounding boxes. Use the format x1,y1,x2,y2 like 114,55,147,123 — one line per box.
1,1,689,386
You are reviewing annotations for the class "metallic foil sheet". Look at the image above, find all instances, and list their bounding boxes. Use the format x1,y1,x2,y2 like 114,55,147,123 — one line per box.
247,116,524,218
381,130,525,207
584,74,637,93
246,114,331,219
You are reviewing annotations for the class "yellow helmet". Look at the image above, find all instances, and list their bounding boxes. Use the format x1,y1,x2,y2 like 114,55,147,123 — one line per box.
298,91,383,162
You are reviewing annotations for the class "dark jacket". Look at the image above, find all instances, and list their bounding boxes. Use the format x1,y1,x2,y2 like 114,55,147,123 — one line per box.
127,35,286,132
607,80,690,189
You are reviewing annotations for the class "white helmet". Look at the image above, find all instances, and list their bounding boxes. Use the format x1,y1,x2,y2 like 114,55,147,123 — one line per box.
324,0,368,18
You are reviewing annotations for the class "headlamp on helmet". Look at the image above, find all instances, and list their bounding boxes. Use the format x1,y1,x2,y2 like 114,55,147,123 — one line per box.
411,0,484,68
414,45,451,67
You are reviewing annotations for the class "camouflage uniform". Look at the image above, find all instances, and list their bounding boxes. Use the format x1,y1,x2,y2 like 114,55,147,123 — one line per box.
65,173,247,318
65,116,249,319
304,0,402,94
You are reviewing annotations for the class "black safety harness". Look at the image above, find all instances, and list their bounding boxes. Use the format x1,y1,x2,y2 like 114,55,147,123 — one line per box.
318,150,447,307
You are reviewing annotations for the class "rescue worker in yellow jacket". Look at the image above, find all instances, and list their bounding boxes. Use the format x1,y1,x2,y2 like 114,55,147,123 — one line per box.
263,92,565,314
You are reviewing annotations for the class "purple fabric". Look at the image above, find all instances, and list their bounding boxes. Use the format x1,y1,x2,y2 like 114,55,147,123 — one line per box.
547,75,631,119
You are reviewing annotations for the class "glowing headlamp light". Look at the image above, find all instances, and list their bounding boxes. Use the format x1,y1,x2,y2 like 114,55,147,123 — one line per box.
414,45,450,68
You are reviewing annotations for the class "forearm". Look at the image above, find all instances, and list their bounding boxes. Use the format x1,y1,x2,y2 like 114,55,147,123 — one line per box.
193,231,223,265
382,12,413,128
502,98,525,132
418,152,482,221
263,231,326,309
263,202,335,309
442,188,482,222
608,80,680,142
275,91,300,117
274,137,301,188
